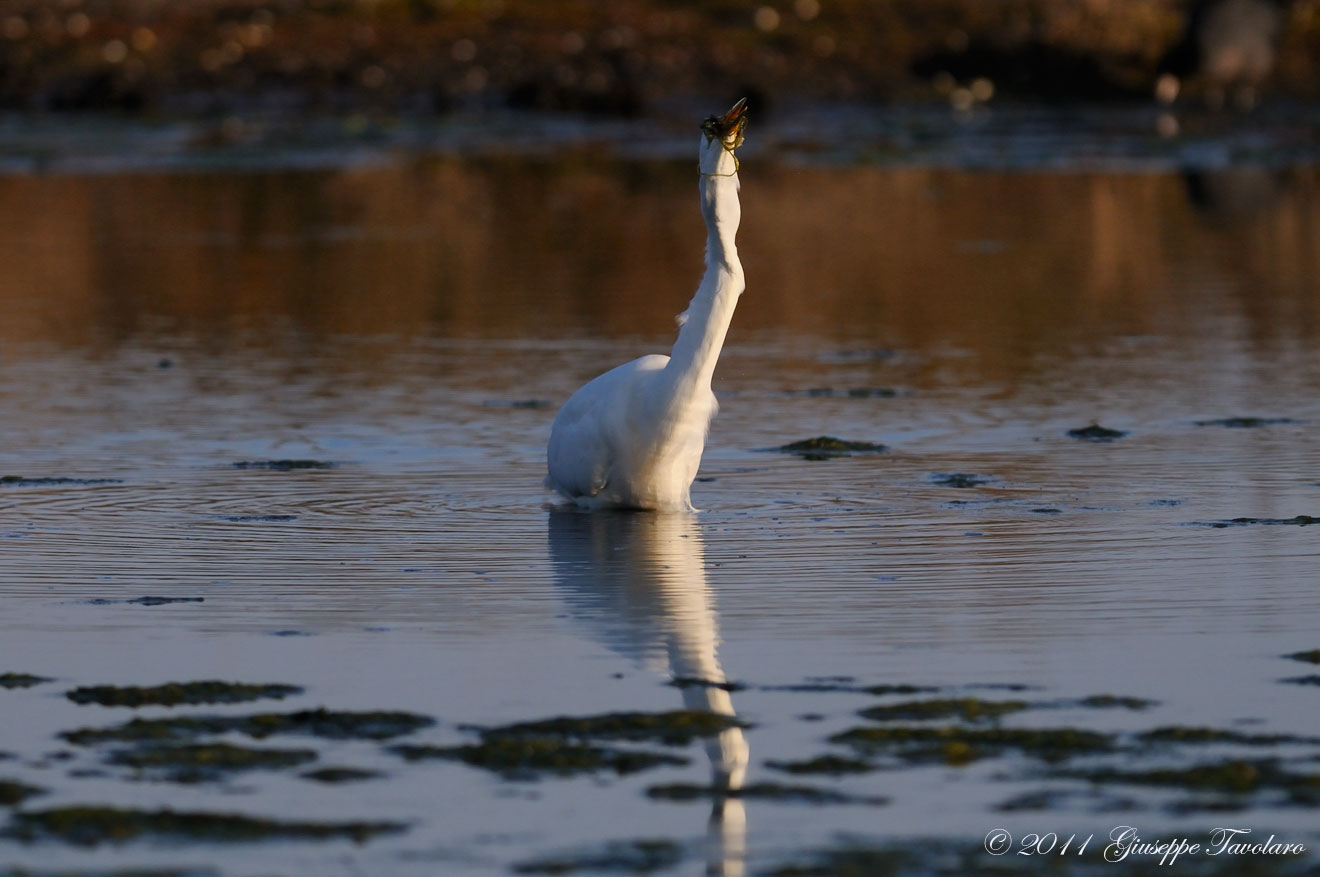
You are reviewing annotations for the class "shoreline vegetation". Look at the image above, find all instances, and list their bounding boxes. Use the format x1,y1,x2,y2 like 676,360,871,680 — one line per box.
1,0,1318,120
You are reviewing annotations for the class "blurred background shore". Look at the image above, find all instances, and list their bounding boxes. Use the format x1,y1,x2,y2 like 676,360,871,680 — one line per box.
1,0,1317,120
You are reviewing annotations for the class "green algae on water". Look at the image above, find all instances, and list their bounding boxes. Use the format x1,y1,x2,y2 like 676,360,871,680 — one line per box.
774,437,887,460
62,708,434,746
1285,649,1320,664
300,767,383,784
830,725,1115,764
1070,759,1320,797
646,782,888,806
108,743,317,783
513,839,684,875
929,473,992,488
390,739,687,780
859,697,1029,723
1078,694,1157,710
1067,424,1127,442
476,710,746,746
764,755,876,776
67,681,303,708
0,673,51,690
1138,726,1320,746
0,780,45,807
231,460,336,471
4,806,405,846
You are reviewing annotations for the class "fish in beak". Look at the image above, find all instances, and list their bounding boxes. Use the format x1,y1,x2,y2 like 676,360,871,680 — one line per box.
701,97,749,149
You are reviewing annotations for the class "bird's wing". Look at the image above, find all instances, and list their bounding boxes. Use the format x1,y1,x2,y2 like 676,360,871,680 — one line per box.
546,386,615,499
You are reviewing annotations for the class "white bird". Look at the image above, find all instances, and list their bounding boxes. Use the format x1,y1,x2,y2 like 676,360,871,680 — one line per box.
546,99,749,511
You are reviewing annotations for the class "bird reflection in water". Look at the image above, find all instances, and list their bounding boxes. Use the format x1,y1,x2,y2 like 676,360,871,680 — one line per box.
547,509,749,876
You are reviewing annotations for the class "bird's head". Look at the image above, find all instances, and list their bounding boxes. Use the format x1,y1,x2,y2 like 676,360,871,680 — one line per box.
698,98,748,177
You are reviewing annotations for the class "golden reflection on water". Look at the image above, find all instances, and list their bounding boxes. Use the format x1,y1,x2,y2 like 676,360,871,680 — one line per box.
1,160,1316,385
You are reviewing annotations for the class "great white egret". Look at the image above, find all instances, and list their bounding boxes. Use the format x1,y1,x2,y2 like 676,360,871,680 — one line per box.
546,99,749,511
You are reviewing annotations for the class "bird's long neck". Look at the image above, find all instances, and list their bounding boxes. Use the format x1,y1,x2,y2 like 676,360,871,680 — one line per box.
664,169,744,398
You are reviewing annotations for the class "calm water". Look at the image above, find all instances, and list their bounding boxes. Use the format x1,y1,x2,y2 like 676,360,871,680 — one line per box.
1,128,1319,875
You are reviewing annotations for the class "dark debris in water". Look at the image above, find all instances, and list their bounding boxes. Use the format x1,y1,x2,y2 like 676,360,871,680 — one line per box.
645,782,887,806
512,838,684,875
1285,649,1320,665
859,698,1029,723
764,755,876,776
1067,424,1127,442
831,725,1115,765
786,387,900,399
107,743,317,783
483,399,553,409
0,673,52,690
62,708,434,746
84,596,204,607
475,710,745,746
1138,726,1320,746
1194,417,1302,428
1078,694,1157,710
668,677,745,692
1280,675,1320,687
773,437,888,461
67,681,302,708
929,473,993,488
1068,759,1320,800
1196,516,1319,528
230,460,337,471
0,780,45,807
300,766,384,784
2,806,405,846
217,515,299,523
0,476,122,487
390,739,686,780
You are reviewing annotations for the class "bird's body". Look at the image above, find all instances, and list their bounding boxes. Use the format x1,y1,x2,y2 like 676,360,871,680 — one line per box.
546,100,748,511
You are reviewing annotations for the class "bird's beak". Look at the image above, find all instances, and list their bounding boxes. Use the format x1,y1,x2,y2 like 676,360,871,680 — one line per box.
702,97,748,148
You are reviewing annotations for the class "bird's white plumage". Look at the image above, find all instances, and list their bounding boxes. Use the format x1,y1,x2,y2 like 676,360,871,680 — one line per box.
546,105,746,511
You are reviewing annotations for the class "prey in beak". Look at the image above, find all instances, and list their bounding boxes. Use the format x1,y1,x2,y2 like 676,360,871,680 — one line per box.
701,98,749,149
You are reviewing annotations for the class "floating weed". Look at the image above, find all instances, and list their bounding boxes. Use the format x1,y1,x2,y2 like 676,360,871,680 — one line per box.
1280,675,1320,686
1138,727,1320,746
476,710,745,746
859,698,1029,723
764,755,876,776
668,677,745,692
390,739,686,780
230,460,336,471
62,708,434,746
1195,516,1319,528
929,473,992,488
0,476,122,487
217,515,298,523
1285,649,1320,664
84,596,204,607
1194,417,1301,428
830,725,1115,764
67,681,303,708
107,743,317,783
1069,759,1320,797
772,437,887,461
0,673,51,690
300,767,383,784
0,780,45,807
512,838,685,874
1078,694,1157,710
646,782,887,806
3,806,404,846
1067,424,1127,442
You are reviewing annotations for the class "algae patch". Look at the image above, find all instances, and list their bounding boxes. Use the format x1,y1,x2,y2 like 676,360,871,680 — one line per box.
859,697,1029,723
1137,726,1320,746
929,473,993,488
107,743,318,783
0,780,45,807
1067,424,1127,442
646,782,887,806
773,437,888,461
1195,417,1301,428
831,725,1114,764
0,674,51,690
67,681,303,708
62,708,434,746
0,476,122,487
1197,516,1319,528
1070,759,1320,798
391,739,687,780
764,755,876,776
476,710,745,746
4,806,404,846
513,838,684,874
301,767,383,784
231,460,336,471
1285,649,1320,664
